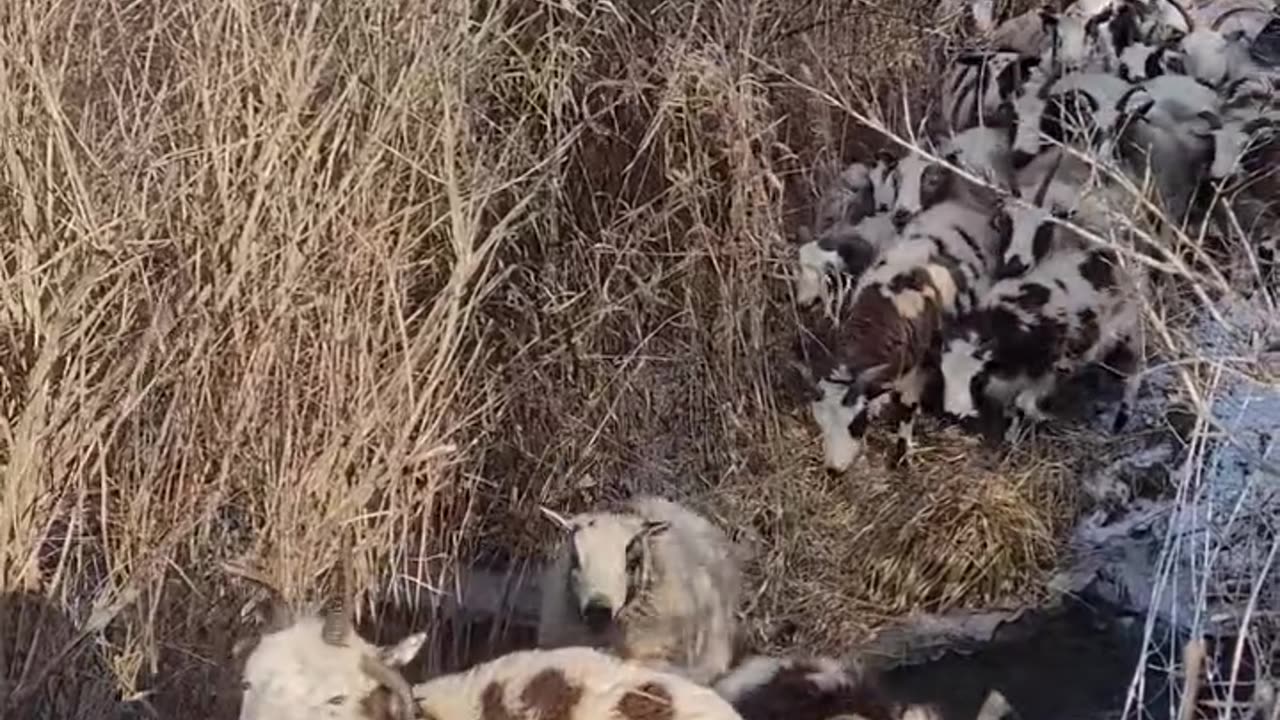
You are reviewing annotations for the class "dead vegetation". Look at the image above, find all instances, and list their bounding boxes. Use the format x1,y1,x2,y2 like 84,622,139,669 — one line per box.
3,0,1273,717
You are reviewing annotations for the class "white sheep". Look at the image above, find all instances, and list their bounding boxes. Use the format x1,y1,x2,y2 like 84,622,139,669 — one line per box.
223,553,426,720
227,542,746,720
536,495,745,686
415,646,745,720
1200,80,1280,180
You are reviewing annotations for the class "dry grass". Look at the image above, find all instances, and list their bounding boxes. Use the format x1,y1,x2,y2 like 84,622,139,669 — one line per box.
4,0,1272,717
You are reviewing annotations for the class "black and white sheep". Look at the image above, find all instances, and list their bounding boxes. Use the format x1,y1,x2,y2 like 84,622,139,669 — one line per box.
796,211,899,310
1010,68,1138,161
536,495,745,686
941,50,1041,133
939,244,1142,437
714,654,1021,720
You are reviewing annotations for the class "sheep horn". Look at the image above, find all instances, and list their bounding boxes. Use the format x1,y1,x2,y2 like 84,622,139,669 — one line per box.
360,654,418,720
1210,6,1262,32
1198,110,1223,130
220,559,294,632
1032,151,1064,207
322,529,355,646
1166,0,1195,33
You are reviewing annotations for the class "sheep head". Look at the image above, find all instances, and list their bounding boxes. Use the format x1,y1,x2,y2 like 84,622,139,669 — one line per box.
542,506,670,635
227,536,427,720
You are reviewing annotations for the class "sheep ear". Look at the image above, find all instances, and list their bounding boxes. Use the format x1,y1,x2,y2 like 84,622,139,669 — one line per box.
641,520,671,537
1039,9,1058,27
539,506,575,532
874,149,897,166
378,632,427,668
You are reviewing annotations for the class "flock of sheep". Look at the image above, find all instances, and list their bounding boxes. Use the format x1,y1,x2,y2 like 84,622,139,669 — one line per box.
794,0,1279,472
228,495,1025,720
220,1,1280,719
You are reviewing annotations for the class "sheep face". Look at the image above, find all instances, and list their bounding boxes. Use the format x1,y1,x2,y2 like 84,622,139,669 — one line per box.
815,163,876,233
1039,9,1109,73
1208,114,1278,180
994,150,1067,279
795,213,896,309
554,512,670,634
939,330,991,421
1116,41,1184,81
810,376,868,472
239,616,426,720
892,152,954,229
795,241,842,307
870,153,900,213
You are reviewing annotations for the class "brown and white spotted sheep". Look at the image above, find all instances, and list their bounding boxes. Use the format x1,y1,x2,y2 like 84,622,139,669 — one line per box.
537,496,745,685
803,189,1001,472
415,647,745,720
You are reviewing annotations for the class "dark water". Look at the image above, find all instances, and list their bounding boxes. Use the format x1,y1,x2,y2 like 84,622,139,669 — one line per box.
880,600,1177,720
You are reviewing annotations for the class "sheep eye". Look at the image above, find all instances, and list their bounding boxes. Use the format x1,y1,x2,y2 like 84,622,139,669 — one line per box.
326,694,347,706
240,681,251,692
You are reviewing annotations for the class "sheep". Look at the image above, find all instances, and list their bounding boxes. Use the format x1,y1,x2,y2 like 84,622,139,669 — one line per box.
226,552,748,720
1200,79,1280,180
940,50,1041,133
713,654,1021,720
987,9,1053,57
891,125,1014,229
713,655,900,720
1185,0,1278,39
1010,68,1138,162
939,244,1142,438
223,548,426,720
1168,0,1280,86
1038,8,1114,75
804,188,1001,471
795,211,899,309
1109,79,1220,223
870,151,902,213
995,141,1161,281
536,495,744,686
414,646,746,720
1115,38,1186,81
814,156,902,236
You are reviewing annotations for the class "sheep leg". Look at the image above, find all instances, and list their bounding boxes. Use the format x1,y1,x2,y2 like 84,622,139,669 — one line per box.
891,404,919,466
887,367,928,465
